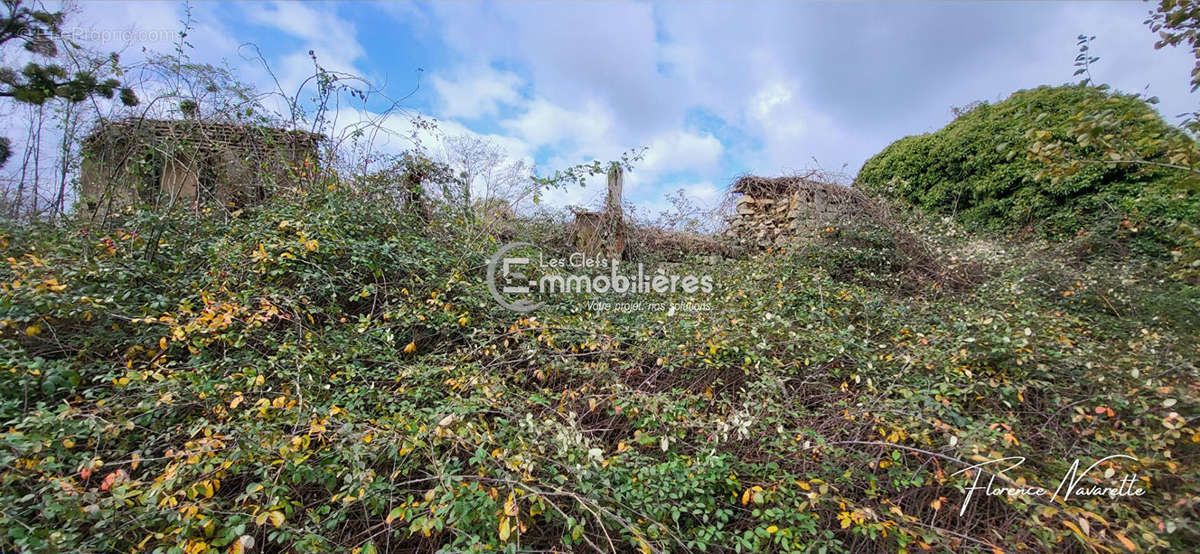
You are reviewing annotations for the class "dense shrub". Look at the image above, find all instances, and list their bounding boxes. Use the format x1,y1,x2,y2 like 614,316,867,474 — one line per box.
796,222,913,289
791,208,982,295
0,186,1197,552
857,85,1194,245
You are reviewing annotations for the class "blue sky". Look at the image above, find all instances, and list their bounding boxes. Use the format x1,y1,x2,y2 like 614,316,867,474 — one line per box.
51,1,1200,213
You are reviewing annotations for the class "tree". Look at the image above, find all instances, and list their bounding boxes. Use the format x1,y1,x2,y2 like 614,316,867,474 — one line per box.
0,0,137,167
442,135,535,218
444,134,500,212
1146,0,1200,94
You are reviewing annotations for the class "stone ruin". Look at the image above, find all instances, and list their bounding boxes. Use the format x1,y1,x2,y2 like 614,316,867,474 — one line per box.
79,118,322,216
725,175,877,249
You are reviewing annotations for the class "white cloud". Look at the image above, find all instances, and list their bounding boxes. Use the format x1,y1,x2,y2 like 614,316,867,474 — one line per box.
502,98,614,154
748,82,795,124
331,107,534,167
743,80,856,174
641,131,723,175
681,181,720,201
242,2,366,93
432,66,524,119
67,1,238,63
243,2,363,60
428,1,673,130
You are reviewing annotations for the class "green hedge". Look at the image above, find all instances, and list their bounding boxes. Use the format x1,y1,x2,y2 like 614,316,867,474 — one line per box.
857,85,1189,240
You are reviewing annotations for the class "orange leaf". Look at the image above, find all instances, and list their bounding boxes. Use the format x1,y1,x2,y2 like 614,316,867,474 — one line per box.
1113,531,1137,552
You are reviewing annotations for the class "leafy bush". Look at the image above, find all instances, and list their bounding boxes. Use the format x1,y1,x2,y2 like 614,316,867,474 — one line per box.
792,209,982,295
796,222,908,288
0,183,1197,553
857,85,1193,245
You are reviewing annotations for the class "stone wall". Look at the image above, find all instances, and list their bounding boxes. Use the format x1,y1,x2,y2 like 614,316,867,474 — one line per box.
79,119,322,217
725,176,876,249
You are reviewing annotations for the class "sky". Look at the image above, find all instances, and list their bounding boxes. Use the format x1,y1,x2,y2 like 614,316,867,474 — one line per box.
20,1,1200,214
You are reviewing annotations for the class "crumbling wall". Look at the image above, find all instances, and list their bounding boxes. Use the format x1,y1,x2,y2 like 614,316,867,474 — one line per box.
725,176,877,249
79,119,322,217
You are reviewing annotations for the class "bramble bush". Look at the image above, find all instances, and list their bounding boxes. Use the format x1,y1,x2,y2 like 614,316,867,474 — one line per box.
1,175,1197,552
857,85,1197,257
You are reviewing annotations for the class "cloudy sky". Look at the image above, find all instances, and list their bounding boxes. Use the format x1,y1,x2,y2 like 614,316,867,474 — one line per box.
42,1,1200,211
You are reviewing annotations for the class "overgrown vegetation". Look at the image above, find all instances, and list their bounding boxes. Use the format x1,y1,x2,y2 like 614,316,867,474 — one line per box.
857,85,1197,254
0,2,1198,553
0,174,1197,552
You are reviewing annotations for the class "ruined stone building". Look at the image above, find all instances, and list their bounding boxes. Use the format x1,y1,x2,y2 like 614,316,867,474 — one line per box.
725,175,877,248
80,119,322,215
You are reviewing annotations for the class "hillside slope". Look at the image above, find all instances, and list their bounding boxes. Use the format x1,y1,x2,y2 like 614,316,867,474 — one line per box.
1,189,1197,552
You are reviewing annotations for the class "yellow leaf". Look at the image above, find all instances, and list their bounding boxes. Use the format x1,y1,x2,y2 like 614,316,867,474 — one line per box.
268,511,284,528
746,486,764,505
766,525,778,533
498,517,511,541
24,324,40,337
930,499,942,511
504,492,519,517
404,342,416,354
